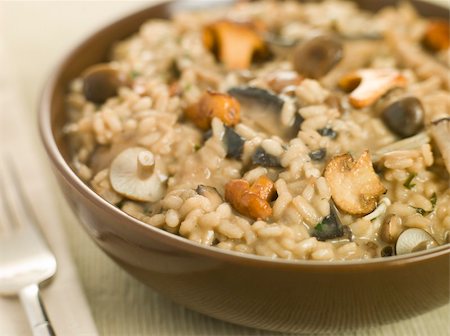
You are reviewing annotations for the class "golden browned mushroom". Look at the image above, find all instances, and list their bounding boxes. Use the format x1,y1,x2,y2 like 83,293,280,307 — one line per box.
225,175,275,220
324,151,386,215
339,69,407,108
379,214,403,244
185,90,241,130
203,20,268,70
109,147,167,202
422,20,450,52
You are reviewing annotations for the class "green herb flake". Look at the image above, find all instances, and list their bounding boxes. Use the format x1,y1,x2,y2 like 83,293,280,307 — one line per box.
130,70,141,79
194,144,201,151
413,207,427,216
430,192,437,208
314,222,324,232
403,173,417,189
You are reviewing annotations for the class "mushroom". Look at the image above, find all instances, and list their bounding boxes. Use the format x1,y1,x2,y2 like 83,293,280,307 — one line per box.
266,70,303,94
196,185,223,209
372,132,430,162
324,151,386,215
82,63,125,104
292,34,343,79
308,148,327,161
202,126,246,160
109,147,167,202
338,68,407,108
225,175,276,220
252,146,282,168
228,86,302,139
430,117,450,174
422,20,450,52
381,96,424,138
202,19,269,70
185,90,241,130
311,201,351,241
396,228,438,255
379,214,403,244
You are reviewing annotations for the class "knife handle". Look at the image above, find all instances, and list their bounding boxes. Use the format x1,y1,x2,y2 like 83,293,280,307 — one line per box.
19,284,55,336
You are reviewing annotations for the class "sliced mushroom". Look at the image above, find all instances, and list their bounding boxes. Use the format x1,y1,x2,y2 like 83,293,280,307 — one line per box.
339,68,407,108
203,20,269,70
224,126,245,160
252,147,282,168
228,86,301,139
430,117,450,174
422,20,450,52
196,185,223,209
82,64,125,104
381,96,424,138
396,228,438,255
185,90,241,130
318,126,338,139
372,132,430,162
109,147,167,202
324,151,386,215
293,35,343,79
311,201,349,241
203,126,246,159
308,148,327,161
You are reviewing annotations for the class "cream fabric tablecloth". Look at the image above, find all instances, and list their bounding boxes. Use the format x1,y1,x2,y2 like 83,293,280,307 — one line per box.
0,1,448,335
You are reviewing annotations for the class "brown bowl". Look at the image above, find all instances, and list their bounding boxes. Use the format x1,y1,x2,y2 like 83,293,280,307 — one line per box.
39,0,450,333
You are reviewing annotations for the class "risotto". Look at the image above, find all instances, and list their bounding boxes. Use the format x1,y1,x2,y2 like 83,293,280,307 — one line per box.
64,0,450,261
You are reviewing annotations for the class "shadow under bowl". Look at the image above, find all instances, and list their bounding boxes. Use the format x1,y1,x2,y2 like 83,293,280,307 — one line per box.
39,0,450,333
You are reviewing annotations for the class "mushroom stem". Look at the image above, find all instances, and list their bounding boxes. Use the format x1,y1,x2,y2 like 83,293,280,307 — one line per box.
137,150,155,179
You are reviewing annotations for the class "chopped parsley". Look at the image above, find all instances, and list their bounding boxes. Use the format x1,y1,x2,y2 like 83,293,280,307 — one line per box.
403,173,417,189
412,192,437,216
194,144,201,151
130,70,141,79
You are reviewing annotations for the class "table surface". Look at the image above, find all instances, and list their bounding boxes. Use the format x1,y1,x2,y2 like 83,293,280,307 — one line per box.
0,1,448,335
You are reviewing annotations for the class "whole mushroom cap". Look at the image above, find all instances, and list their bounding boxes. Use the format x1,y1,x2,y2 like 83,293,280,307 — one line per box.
109,147,167,202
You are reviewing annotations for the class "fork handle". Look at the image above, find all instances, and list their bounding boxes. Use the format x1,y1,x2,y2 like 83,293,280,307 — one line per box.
19,284,55,336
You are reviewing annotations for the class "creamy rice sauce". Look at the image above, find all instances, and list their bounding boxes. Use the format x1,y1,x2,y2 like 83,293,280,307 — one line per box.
65,0,450,260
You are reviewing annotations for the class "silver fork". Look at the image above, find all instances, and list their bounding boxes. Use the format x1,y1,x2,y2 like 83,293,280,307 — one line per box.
0,157,57,336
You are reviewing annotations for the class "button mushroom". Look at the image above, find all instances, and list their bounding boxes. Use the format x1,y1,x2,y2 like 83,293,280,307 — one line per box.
292,34,343,79
109,147,167,202
203,20,269,70
324,151,386,215
379,214,403,244
422,20,450,52
228,86,302,139
430,117,450,174
396,228,438,255
82,63,125,104
339,68,407,108
185,90,241,130
381,96,424,138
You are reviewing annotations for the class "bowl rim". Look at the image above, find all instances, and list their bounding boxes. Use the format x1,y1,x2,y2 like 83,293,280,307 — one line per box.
38,0,450,270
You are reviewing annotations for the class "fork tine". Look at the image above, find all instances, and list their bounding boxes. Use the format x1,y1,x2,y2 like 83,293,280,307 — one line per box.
0,155,40,233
